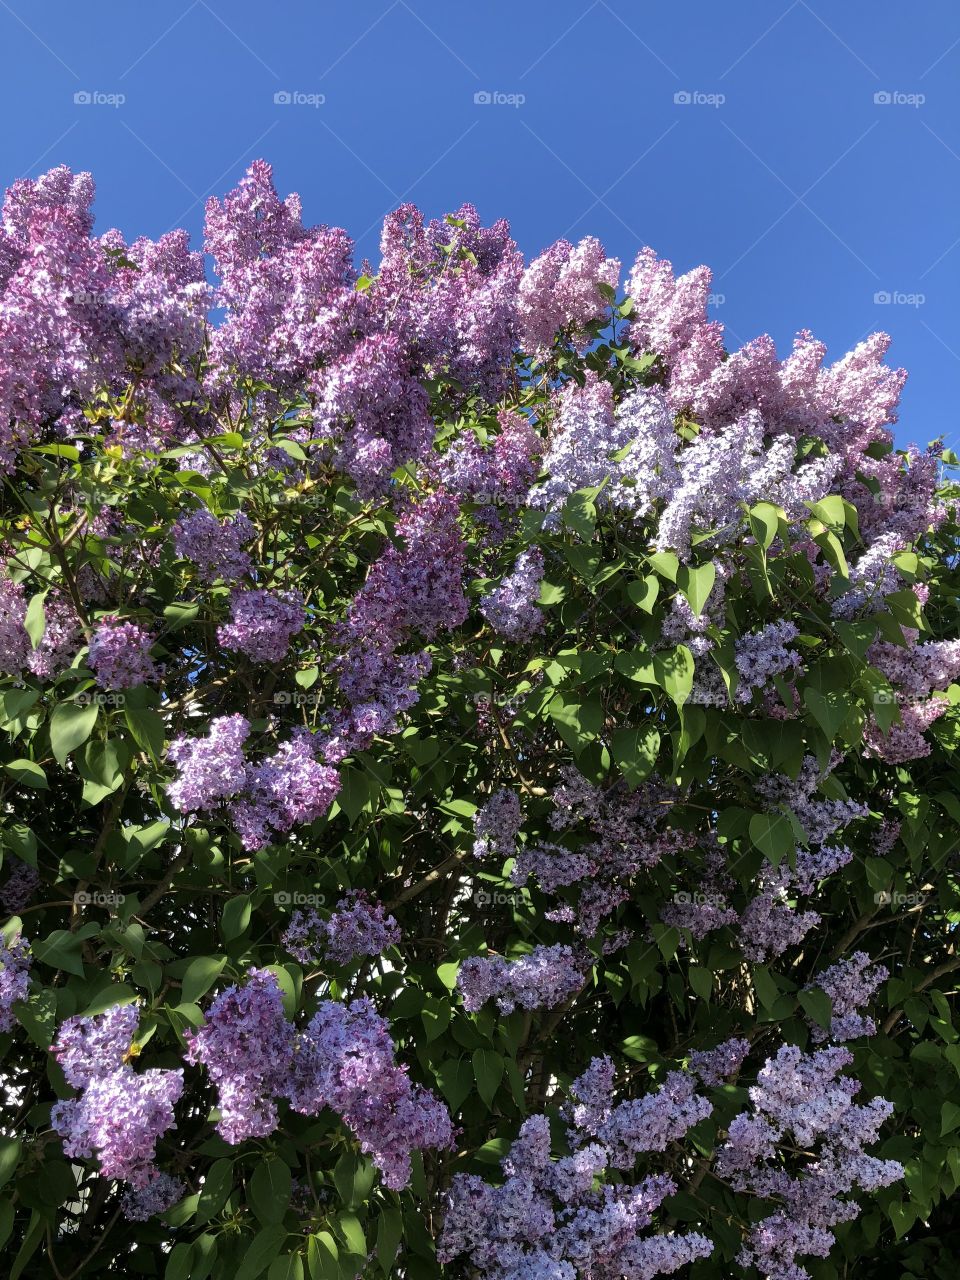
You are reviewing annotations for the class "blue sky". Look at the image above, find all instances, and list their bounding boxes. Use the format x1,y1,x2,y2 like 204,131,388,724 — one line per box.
1,1,957,448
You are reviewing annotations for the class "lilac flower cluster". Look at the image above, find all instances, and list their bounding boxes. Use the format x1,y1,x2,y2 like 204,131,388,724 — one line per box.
217,588,305,663
689,1037,751,1087
518,236,619,355
806,951,889,1042
87,617,158,690
480,548,546,641
51,1004,183,1217
0,577,30,675
185,968,295,1143
286,996,454,1189
281,892,400,966
0,934,30,1031
473,788,523,859
325,493,468,760
171,508,255,582
0,580,82,680
166,717,339,850
862,631,960,763
166,714,251,813
186,971,452,1188
735,620,803,701
1,856,39,913
457,944,586,1014
716,1043,903,1280
227,730,340,851
512,768,693,937
437,409,542,511
440,1055,713,1279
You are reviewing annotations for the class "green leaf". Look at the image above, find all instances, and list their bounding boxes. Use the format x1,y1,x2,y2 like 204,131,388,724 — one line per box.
0,1138,21,1190
627,575,659,613
249,1159,291,1226
333,1152,376,1211
677,562,716,617
802,688,850,741
181,955,228,1006
268,1257,304,1280
2,759,47,790
49,701,99,765
798,988,833,1031
611,724,660,787
236,1226,288,1280
941,1101,960,1136
376,1205,403,1274
472,1048,504,1107
23,592,47,647
334,1212,366,1258
124,705,166,761
307,1231,340,1280
195,1159,234,1224
749,813,796,866
32,929,88,978
221,894,252,942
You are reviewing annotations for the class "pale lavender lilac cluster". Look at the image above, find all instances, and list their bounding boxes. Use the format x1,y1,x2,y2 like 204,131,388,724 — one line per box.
439,1055,713,1279
473,788,523,859
324,492,467,761
0,933,30,1031
171,508,255,582
716,1043,903,1280
689,1037,751,1087
735,620,803,701
806,951,888,1043
512,768,693,937
217,588,305,663
51,1004,184,1218
285,995,454,1189
87,617,158,690
281,892,400,966
480,547,546,641
185,971,452,1188
863,631,960,763
518,236,619,355
166,716,339,851
457,944,586,1014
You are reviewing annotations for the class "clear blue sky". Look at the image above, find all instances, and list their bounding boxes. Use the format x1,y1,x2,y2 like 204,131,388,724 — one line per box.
2,2,957,448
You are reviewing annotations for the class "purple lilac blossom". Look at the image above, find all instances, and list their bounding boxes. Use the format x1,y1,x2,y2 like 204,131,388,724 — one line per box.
171,508,255,582
473,788,523,859
806,951,888,1042
457,945,586,1014
480,548,546,641
0,934,30,1031
281,892,400,966
87,617,158,690
217,588,305,663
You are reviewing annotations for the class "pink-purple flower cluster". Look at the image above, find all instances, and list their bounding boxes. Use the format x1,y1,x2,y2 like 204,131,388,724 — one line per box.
281,892,400,966
51,1004,183,1217
717,1043,903,1280
440,1055,713,1279
457,944,586,1014
87,617,158,690
0,933,30,1031
518,236,619,356
480,548,546,641
473,788,523,859
217,588,305,663
806,951,888,1042
171,508,255,583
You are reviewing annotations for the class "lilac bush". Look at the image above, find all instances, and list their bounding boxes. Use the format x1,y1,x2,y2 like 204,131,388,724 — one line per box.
0,159,955,1278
